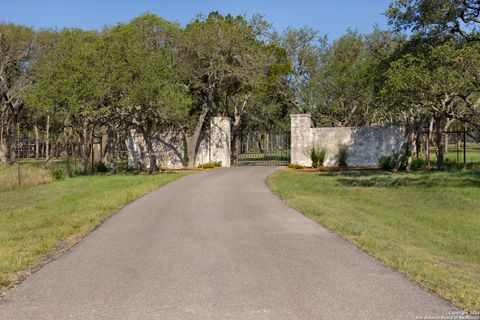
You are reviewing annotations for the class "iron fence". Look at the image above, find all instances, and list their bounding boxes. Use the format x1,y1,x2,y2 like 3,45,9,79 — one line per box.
234,132,290,166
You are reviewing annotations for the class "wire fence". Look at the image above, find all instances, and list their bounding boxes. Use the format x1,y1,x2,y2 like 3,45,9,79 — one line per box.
417,129,480,168
4,135,130,189
15,138,128,161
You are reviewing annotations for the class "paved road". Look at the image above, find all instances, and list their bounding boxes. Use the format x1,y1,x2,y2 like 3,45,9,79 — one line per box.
0,167,455,319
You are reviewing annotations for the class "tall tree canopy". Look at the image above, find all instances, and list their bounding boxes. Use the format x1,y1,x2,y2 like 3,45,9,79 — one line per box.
2,4,479,172
0,24,35,163
387,0,480,41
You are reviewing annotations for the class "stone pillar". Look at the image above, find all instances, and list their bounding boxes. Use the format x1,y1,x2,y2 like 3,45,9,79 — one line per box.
290,114,312,166
210,117,231,167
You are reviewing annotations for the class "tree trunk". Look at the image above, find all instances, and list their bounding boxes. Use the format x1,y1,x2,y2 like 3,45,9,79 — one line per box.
445,134,449,153
231,132,240,165
230,92,251,165
405,130,420,172
81,120,89,174
45,115,50,160
435,117,455,171
8,116,17,164
436,126,445,170
141,126,157,174
231,117,242,165
34,123,40,160
0,138,7,164
186,105,209,168
90,128,95,173
0,121,7,164
394,121,423,172
106,125,116,174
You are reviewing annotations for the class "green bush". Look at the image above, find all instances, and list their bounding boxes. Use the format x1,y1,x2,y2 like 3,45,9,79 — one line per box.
199,161,222,169
51,168,65,180
337,144,349,167
309,146,327,168
379,152,410,171
379,155,394,170
411,157,425,170
288,163,304,169
95,162,109,173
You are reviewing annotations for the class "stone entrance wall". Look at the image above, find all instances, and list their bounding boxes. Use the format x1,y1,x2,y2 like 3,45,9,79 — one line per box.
127,114,405,169
291,114,405,167
127,117,231,169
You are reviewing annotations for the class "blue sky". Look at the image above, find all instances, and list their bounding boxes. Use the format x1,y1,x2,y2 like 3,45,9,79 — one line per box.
1,1,392,39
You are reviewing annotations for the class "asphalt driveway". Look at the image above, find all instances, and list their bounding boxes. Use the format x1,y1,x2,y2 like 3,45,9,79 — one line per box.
0,167,455,319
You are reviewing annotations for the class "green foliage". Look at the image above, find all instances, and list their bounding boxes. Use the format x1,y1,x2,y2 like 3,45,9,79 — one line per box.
387,0,480,42
288,163,304,169
378,153,410,171
6,10,480,174
379,155,395,170
337,144,349,167
51,168,65,180
199,161,222,169
308,146,326,168
95,162,109,173
411,156,425,170
270,170,480,311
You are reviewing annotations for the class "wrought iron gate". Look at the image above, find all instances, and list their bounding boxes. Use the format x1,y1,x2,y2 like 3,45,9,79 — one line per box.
234,132,291,166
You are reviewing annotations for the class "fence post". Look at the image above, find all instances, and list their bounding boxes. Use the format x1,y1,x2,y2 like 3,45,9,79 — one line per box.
456,131,460,162
463,128,467,168
17,163,21,188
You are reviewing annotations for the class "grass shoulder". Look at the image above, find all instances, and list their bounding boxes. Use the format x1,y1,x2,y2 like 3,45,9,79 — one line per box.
0,172,191,292
269,169,480,311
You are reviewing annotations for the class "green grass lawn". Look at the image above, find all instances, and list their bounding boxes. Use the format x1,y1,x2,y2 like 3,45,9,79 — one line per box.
269,170,480,311
0,172,190,291
430,145,480,163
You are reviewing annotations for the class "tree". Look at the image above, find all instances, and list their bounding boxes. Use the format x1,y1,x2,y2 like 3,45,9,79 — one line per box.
382,40,480,170
24,28,104,172
178,12,276,167
271,26,327,116
239,44,294,132
316,30,369,126
0,24,35,163
387,0,480,41
105,14,190,173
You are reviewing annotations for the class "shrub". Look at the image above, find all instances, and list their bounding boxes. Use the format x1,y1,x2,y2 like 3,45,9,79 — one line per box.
379,152,410,171
51,168,65,180
288,163,304,169
379,155,394,170
95,162,109,173
305,145,327,168
410,157,425,170
337,144,349,167
199,161,222,169
309,146,327,168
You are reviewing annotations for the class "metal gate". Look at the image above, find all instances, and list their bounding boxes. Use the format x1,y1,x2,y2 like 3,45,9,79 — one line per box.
234,132,290,166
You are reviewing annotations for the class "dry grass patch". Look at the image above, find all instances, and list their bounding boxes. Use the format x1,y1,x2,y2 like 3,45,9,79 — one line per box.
0,164,53,192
